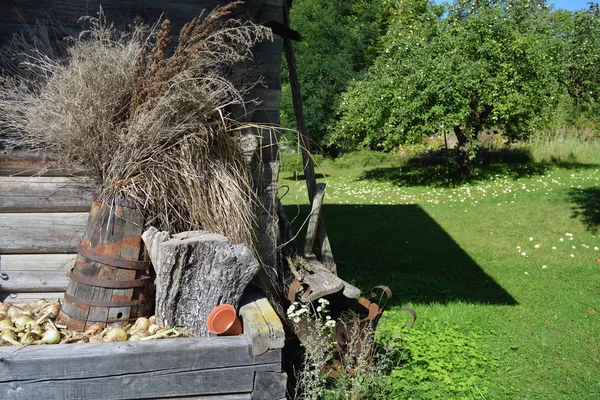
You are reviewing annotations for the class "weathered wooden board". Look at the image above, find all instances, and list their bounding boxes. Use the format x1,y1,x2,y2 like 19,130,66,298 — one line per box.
239,290,285,356
0,364,280,400
0,176,94,212
0,336,281,400
0,253,76,272
252,371,288,400
0,291,64,303
0,212,88,253
0,270,69,292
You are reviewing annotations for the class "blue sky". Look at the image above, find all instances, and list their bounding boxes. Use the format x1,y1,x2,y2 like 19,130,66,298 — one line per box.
433,1,594,12
548,0,594,11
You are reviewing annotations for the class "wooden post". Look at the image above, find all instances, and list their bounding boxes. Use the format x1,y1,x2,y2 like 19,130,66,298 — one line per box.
281,2,335,271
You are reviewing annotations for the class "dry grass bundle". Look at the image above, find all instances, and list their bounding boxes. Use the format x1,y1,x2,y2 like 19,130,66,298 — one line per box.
0,4,273,249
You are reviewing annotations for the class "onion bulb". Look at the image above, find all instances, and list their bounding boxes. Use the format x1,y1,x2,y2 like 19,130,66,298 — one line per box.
40,329,61,344
104,328,128,342
0,318,14,331
131,317,150,333
7,306,22,320
148,324,160,335
1,330,20,346
13,315,34,329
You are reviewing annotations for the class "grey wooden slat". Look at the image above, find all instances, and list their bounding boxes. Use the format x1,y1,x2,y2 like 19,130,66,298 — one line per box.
0,336,280,381
0,291,64,303
156,396,250,400
260,0,283,7
0,364,281,400
0,254,76,272
0,270,68,292
0,176,94,212
251,88,282,112
252,371,288,400
0,212,88,253
304,182,326,257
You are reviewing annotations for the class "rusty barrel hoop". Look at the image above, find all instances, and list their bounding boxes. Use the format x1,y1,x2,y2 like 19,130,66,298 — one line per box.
59,200,155,330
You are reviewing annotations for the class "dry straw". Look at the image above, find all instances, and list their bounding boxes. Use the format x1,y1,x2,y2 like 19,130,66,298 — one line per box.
0,2,273,250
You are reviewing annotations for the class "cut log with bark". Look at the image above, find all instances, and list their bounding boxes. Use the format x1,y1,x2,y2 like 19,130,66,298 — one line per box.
149,230,260,337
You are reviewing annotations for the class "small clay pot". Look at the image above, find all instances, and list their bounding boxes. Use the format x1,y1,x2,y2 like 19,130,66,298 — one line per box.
206,304,242,336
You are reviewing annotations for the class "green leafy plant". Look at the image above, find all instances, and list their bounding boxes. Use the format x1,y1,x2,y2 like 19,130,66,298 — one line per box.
381,321,502,399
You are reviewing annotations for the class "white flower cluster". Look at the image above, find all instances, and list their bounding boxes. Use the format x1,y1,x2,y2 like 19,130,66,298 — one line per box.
286,298,336,328
287,302,310,324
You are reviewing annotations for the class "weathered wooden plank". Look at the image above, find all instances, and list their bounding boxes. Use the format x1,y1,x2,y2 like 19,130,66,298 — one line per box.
107,205,147,325
0,270,68,292
0,336,280,382
250,88,282,112
0,212,88,254
0,254,76,272
0,176,94,212
0,363,282,400
304,182,326,257
252,371,288,400
239,290,284,357
157,396,250,400
256,4,284,23
260,0,283,7
0,291,64,304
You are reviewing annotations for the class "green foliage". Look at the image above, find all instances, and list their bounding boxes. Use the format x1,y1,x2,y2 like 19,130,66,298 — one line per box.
281,0,383,148
381,321,501,399
559,3,600,126
330,0,565,172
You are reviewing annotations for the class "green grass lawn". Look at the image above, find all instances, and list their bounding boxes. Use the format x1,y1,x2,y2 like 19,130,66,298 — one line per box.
279,149,600,399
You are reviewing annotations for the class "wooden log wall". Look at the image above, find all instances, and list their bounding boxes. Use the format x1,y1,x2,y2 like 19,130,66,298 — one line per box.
0,153,93,302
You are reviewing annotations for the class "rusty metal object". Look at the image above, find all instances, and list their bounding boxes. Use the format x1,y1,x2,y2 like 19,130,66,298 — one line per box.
289,282,417,377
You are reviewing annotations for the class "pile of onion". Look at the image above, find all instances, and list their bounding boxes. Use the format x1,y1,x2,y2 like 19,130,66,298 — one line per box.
0,300,188,346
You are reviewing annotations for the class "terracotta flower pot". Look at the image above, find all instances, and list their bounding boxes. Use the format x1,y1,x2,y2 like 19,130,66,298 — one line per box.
206,304,243,336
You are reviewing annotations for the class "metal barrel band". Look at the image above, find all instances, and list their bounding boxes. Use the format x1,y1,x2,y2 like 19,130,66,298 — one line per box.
63,292,152,308
60,308,141,324
69,268,151,289
78,244,150,271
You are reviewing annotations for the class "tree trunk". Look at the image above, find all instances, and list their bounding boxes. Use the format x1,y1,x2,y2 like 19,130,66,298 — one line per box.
150,230,260,336
454,126,474,175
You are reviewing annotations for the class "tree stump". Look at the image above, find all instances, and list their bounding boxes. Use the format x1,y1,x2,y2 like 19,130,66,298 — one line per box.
153,230,260,336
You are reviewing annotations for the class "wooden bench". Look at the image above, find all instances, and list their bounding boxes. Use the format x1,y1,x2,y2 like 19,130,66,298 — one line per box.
0,153,287,399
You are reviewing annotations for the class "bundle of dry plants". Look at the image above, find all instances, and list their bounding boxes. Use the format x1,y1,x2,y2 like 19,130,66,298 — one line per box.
0,2,272,249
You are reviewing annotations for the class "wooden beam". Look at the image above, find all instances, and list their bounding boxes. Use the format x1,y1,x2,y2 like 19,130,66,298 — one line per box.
0,212,88,254
0,270,69,292
0,176,94,212
239,290,285,357
281,3,335,270
0,254,76,272
303,183,326,257
0,292,64,304
0,336,270,379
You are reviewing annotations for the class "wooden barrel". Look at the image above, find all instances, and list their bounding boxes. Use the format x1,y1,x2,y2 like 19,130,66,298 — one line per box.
59,200,154,330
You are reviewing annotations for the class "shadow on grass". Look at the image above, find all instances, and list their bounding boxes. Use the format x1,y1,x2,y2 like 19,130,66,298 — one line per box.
284,204,517,307
569,187,600,232
361,159,598,188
